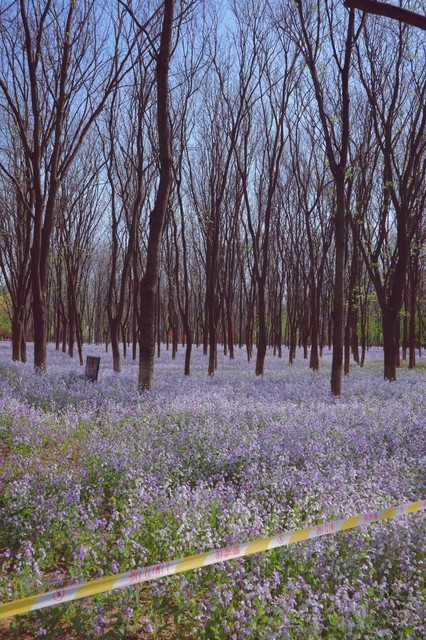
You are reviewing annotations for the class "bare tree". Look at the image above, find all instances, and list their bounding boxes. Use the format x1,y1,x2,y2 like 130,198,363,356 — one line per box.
55,144,104,364
351,17,426,380
288,112,333,371
138,0,175,390
168,9,207,374
103,48,155,373
290,0,360,395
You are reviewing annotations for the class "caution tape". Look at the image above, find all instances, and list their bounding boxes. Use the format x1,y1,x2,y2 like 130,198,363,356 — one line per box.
0,499,424,620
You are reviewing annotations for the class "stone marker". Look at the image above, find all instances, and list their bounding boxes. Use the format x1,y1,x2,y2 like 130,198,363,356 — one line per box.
85,356,100,381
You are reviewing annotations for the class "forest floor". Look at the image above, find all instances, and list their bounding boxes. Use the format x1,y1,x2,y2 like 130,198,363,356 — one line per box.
0,343,425,639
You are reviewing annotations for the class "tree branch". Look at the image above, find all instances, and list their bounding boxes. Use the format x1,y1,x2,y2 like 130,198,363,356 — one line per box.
344,0,426,31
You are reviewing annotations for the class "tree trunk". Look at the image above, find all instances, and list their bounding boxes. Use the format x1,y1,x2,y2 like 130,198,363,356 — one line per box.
156,280,161,359
255,287,267,375
360,329,366,367
394,318,400,368
344,320,351,375
302,329,308,360
203,291,209,356
331,177,346,395
62,314,67,353
222,302,228,356
227,302,234,360
172,328,178,359
246,312,253,362
208,324,217,375
132,315,138,361
184,336,192,376
109,318,121,373
383,310,397,381
351,324,360,364
20,329,27,363
408,284,416,369
139,282,157,388
138,0,174,391
309,322,319,370
309,271,319,371
11,305,26,363
76,320,84,366
402,285,408,361
11,318,22,362
122,324,127,360
55,299,61,351
33,294,47,372
67,280,75,359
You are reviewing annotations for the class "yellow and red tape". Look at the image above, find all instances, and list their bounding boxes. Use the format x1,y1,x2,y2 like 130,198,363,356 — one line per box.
0,499,424,620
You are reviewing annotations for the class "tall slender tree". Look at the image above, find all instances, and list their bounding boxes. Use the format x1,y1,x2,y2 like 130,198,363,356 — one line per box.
138,0,175,390
351,17,426,380
290,0,359,395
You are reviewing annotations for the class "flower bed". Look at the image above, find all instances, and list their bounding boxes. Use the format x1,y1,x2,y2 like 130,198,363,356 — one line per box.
0,343,425,639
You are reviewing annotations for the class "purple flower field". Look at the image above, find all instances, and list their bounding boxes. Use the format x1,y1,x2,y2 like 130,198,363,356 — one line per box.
0,343,425,639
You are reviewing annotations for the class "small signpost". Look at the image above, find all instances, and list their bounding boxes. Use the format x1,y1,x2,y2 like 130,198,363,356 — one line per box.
84,356,100,382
